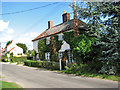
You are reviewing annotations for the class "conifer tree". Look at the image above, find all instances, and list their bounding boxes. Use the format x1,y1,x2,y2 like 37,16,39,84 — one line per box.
75,1,120,74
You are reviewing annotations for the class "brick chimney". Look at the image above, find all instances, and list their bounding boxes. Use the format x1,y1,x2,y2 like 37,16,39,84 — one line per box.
48,21,53,29
62,11,70,23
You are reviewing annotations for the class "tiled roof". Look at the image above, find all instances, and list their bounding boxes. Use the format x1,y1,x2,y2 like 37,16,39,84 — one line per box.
8,47,15,52
6,40,13,48
32,19,85,41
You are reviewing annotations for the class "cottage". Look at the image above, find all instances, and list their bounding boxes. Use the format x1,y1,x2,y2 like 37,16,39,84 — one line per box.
32,11,85,61
2,40,23,56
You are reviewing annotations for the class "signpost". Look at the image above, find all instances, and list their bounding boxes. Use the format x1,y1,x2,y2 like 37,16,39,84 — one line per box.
59,59,62,71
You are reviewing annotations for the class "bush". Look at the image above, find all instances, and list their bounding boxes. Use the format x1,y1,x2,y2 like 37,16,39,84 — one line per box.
24,60,60,70
27,56,33,60
10,57,27,63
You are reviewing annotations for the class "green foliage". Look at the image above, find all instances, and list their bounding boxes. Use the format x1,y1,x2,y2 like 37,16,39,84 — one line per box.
62,63,120,81
71,1,120,75
37,35,62,61
63,31,97,64
31,50,37,60
31,50,36,56
10,57,27,63
44,44,50,52
50,35,63,62
73,35,95,55
24,60,60,70
16,43,28,53
38,39,46,60
98,2,120,75
1,81,22,88
63,31,74,48
50,52,59,62
6,40,12,46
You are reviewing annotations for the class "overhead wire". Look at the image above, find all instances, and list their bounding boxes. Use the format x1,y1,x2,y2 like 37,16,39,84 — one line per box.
0,2,59,15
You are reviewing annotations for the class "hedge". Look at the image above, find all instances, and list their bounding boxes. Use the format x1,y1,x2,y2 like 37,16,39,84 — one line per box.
24,60,60,70
10,57,27,63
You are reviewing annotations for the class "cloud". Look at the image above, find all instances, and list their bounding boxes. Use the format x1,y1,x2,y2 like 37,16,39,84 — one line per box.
0,32,14,42
0,20,40,50
0,20,9,31
0,20,14,48
15,32,40,50
6,28,14,34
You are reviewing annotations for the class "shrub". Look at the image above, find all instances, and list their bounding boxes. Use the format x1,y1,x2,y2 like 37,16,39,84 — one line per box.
24,60,60,70
27,56,33,60
10,57,27,63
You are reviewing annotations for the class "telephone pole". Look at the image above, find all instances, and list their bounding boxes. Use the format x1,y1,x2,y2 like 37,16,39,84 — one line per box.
74,0,79,37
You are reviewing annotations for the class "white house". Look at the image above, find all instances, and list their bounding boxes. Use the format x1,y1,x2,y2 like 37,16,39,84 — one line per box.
32,11,85,62
4,40,23,56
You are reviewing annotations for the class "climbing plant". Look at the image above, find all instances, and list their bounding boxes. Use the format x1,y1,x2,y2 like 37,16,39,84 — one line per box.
38,39,46,60
38,35,63,62
50,35,63,62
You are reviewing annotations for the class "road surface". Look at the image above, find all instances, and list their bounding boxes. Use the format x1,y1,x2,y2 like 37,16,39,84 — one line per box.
0,63,119,88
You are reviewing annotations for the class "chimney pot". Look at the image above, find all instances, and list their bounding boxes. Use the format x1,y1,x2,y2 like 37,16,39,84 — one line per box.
64,10,66,13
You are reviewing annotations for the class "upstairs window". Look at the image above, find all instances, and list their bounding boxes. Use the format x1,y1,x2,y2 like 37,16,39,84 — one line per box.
58,34,63,40
46,37,50,45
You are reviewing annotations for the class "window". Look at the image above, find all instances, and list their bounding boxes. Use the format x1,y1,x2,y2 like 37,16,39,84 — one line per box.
46,37,50,44
45,52,50,60
67,50,73,63
58,52,64,59
58,34,63,40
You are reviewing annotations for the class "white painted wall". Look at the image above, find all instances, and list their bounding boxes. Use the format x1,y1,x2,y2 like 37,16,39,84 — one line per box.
33,40,39,53
7,42,23,56
9,45,23,56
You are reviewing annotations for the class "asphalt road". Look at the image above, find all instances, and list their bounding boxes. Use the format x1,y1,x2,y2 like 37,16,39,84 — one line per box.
0,63,119,88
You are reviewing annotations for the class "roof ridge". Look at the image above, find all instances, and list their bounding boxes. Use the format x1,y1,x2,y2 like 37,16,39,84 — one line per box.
32,19,85,41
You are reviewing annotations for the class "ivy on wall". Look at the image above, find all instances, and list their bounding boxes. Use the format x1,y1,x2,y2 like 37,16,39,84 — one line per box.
50,35,63,62
38,35,63,62
63,31,74,49
38,39,46,60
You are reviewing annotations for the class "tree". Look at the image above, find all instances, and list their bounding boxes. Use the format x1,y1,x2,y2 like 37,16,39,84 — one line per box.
98,2,120,75
72,34,96,64
16,43,27,54
74,1,120,75
6,40,12,46
31,50,37,60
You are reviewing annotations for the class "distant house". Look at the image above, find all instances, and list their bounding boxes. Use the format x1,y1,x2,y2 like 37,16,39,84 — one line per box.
0,48,5,56
32,11,85,61
2,40,23,56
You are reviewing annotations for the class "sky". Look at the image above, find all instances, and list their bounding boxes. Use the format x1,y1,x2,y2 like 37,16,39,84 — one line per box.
0,2,74,50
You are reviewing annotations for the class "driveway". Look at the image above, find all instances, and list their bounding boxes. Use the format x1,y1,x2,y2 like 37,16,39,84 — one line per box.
0,62,119,88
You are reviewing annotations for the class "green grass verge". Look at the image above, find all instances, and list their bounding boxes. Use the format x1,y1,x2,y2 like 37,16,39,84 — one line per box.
61,70,120,81
0,81,22,88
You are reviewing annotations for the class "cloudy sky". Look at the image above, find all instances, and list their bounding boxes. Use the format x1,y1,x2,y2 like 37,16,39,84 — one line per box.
0,2,74,50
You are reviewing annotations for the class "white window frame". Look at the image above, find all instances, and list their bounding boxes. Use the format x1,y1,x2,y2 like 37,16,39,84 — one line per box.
58,34,63,40
45,52,50,61
46,37,50,45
